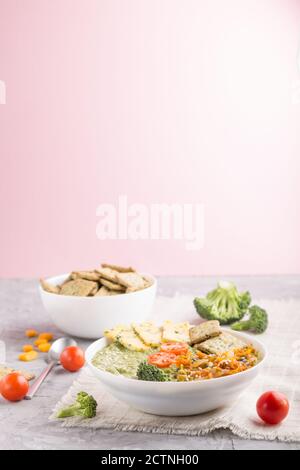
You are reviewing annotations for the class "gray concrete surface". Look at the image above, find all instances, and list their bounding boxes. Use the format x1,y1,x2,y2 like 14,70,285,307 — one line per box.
0,276,299,450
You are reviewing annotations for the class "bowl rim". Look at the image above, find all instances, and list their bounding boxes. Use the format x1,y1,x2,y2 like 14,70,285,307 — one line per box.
86,329,267,387
39,272,157,300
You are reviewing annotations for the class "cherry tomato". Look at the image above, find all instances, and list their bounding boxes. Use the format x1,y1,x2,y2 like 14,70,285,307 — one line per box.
160,342,189,356
148,352,177,368
60,346,85,372
0,372,29,402
256,391,289,425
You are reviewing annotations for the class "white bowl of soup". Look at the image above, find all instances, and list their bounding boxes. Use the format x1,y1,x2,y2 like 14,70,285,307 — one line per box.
86,330,266,416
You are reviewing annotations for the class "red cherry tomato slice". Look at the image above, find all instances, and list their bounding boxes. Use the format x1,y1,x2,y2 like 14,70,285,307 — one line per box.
60,346,85,372
148,352,177,368
160,342,189,356
0,372,29,402
256,391,289,425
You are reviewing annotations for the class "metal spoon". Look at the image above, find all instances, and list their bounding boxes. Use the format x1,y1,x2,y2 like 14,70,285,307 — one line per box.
25,337,77,400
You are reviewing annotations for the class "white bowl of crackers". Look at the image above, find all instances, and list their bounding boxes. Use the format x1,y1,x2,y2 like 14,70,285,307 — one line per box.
39,263,157,339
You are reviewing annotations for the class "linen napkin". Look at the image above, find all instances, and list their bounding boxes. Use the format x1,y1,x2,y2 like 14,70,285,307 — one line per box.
50,297,300,442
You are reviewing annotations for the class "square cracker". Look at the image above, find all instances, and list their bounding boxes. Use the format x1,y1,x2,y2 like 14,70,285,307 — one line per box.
89,283,100,296
100,278,125,292
104,324,128,341
189,320,221,345
116,272,145,291
101,263,135,273
71,271,100,282
60,275,72,286
142,275,153,288
116,327,149,352
40,279,60,295
125,275,153,292
95,267,118,283
60,279,98,296
95,286,120,296
162,320,191,343
0,365,35,381
132,322,162,347
195,333,245,355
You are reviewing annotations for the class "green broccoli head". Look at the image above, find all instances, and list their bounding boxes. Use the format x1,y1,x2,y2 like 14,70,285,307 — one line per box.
137,361,171,382
194,281,251,325
239,291,252,311
231,305,268,334
57,391,97,419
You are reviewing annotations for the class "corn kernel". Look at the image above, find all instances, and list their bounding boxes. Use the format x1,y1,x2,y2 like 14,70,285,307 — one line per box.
38,342,51,353
34,338,48,347
38,332,53,341
22,344,34,352
19,350,38,362
25,329,38,338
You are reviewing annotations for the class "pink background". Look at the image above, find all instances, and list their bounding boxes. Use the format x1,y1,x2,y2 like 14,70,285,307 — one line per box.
0,0,300,278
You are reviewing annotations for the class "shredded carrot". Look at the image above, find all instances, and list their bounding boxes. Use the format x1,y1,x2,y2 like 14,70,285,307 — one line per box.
175,346,258,382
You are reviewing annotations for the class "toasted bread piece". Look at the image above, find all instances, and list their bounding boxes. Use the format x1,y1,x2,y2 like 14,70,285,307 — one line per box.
0,365,35,381
189,321,221,345
162,320,190,343
116,328,149,352
71,271,100,282
132,322,162,347
101,263,136,273
60,279,98,296
100,278,125,291
105,325,148,351
40,279,60,295
195,333,245,355
104,324,128,341
116,272,145,291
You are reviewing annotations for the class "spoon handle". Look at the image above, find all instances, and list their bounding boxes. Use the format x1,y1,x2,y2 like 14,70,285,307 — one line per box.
24,361,56,400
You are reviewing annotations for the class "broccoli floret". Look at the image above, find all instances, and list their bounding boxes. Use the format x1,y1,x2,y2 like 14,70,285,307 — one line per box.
57,391,97,419
231,305,268,334
194,281,251,325
137,362,171,382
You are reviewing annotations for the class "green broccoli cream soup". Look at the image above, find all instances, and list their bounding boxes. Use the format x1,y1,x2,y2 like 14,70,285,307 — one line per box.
92,343,150,378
